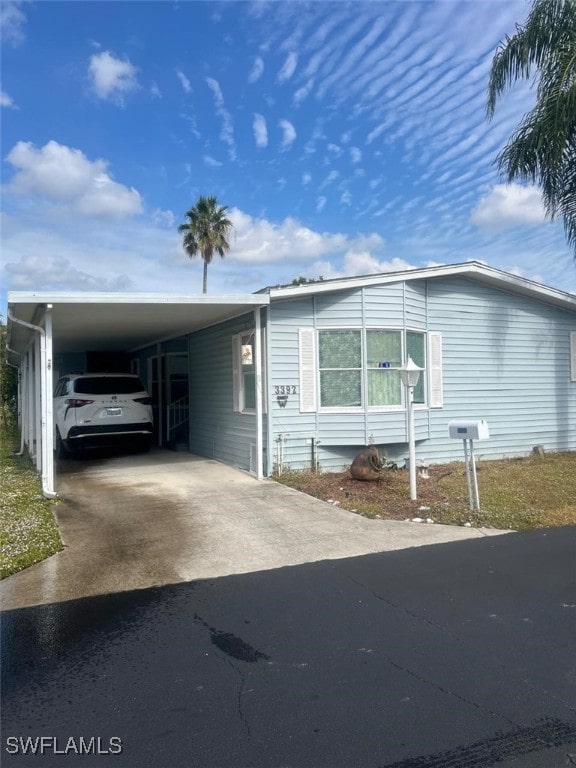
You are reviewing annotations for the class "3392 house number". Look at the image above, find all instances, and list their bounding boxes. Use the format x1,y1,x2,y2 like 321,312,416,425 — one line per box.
274,385,297,395
274,384,297,408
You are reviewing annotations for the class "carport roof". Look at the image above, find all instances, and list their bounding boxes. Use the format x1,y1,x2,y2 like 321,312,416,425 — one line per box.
7,292,269,357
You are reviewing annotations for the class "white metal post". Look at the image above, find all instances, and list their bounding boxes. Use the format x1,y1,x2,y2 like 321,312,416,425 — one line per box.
254,308,263,480
27,346,34,457
34,334,41,468
470,438,480,511
408,384,417,500
463,438,473,510
43,306,55,497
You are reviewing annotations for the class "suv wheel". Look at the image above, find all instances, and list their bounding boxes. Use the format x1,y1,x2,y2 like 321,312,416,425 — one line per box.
55,428,71,459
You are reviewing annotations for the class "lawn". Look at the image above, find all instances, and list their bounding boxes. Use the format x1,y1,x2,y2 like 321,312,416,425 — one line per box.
0,428,63,579
275,451,576,531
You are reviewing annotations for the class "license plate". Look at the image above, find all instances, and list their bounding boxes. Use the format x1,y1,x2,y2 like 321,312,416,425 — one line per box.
106,408,122,416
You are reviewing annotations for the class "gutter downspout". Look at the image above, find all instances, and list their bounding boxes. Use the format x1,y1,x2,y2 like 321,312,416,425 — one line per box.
8,310,57,498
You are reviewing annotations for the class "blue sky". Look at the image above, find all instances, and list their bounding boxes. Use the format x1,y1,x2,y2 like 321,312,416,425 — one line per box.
1,0,575,310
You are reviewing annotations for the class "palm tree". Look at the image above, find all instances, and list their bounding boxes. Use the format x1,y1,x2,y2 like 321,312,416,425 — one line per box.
487,0,576,255
178,195,233,293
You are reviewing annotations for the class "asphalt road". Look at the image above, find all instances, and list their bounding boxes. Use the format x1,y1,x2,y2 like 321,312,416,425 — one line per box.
2,527,576,768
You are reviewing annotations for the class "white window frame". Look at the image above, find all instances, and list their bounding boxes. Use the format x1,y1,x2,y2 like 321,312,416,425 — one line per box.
317,327,363,413
232,330,267,414
316,326,429,413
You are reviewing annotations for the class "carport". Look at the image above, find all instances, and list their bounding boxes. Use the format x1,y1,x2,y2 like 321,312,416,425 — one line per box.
6,292,270,496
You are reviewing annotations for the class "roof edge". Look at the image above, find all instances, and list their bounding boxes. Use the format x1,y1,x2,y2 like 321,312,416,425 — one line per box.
7,291,269,306
267,261,576,311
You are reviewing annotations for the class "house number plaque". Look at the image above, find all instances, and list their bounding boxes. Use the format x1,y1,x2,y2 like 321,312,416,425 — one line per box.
274,384,297,408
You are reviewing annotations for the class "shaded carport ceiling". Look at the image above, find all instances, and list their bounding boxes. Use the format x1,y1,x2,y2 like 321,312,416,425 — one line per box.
8,292,270,355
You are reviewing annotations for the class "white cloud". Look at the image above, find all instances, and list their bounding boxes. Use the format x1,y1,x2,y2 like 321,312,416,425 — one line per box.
340,190,352,206
253,113,268,148
150,81,162,98
227,208,385,266
206,77,236,161
248,56,264,83
0,90,16,108
4,253,135,292
316,197,327,212
327,143,342,157
88,51,139,104
279,119,296,150
471,183,548,231
5,140,143,218
203,155,222,167
308,253,412,280
320,170,339,189
176,69,191,93
350,146,362,163
277,52,298,83
293,79,314,105
0,1,26,46
302,172,312,186
152,208,175,228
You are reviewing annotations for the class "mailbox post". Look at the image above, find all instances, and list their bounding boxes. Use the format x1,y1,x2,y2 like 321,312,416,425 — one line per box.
448,420,489,511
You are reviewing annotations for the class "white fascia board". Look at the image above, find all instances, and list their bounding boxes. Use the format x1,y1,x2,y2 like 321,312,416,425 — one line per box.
8,292,269,307
267,263,471,298
268,261,576,312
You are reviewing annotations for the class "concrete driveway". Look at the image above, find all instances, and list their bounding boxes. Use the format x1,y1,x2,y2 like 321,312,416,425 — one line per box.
0,450,506,609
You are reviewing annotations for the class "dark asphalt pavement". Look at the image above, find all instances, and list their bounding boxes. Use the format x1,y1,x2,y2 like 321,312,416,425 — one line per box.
2,527,576,768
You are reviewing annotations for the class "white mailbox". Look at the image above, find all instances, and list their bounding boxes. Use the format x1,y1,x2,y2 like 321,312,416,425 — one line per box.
448,419,489,441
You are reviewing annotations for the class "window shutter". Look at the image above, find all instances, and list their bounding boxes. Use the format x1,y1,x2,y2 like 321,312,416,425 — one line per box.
232,334,242,412
299,328,317,412
428,332,443,408
571,332,576,382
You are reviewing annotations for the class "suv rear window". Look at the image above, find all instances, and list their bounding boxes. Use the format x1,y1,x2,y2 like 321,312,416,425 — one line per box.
73,377,146,395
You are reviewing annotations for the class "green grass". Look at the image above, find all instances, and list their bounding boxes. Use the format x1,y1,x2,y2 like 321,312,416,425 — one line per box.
0,426,63,579
275,452,576,531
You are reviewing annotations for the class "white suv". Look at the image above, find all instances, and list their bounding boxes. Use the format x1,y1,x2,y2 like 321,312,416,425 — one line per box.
54,373,153,457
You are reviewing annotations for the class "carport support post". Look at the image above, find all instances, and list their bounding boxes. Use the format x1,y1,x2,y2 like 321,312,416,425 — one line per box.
42,305,55,497
254,308,263,480
34,333,41,467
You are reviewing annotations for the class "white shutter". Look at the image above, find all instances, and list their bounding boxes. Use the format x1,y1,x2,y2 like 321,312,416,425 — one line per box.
428,332,443,408
571,331,576,382
299,328,317,412
232,334,242,412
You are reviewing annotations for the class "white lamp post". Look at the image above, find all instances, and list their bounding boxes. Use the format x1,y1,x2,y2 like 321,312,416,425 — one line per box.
399,356,424,500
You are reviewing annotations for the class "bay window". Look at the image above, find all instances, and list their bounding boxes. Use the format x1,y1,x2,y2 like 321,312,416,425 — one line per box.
318,328,426,409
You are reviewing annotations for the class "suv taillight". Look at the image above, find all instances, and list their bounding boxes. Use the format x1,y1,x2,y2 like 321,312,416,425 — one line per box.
65,398,95,407
133,396,152,405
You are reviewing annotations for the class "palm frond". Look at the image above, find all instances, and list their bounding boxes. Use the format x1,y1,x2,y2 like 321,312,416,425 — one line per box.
487,0,576,257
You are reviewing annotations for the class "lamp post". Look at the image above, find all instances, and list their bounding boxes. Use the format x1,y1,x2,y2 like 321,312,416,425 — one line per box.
399,356,424,501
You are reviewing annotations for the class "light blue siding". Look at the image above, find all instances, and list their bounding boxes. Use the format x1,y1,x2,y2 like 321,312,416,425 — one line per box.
424,277,575,462
267,286,431,472
404,281,427,329
315,289,363,326
188,312,263,472
267,277,576,473
267,298,316,472
364,283,405,325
